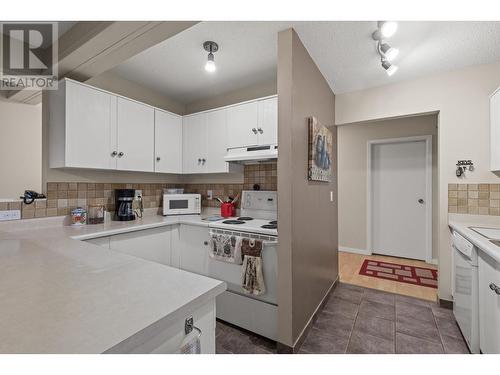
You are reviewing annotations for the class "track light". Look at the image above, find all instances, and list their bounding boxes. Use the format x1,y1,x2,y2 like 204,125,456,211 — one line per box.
381,59,398,76
203,41,218,73
379,21,398,38
380,43,399,62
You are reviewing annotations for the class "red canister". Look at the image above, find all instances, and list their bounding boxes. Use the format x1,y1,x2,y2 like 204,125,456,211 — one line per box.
220,202,234,218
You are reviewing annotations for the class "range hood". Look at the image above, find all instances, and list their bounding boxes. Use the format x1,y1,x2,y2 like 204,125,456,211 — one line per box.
224,145,277,163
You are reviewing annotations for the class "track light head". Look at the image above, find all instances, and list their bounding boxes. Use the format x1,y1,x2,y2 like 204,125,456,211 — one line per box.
380,43,399,62
381,59,398,76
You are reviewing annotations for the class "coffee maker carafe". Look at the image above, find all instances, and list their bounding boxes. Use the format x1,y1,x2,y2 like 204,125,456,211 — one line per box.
114,189,136,221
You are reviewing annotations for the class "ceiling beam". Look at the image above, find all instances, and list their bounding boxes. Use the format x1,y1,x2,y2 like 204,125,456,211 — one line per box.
5,21,198,104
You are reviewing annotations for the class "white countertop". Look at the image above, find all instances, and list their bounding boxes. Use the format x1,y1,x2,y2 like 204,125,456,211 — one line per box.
448,213,500,263
0,212,225,353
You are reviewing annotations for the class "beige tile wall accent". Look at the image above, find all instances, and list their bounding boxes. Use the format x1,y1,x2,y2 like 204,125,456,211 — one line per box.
0,162,277,220
448,183,500,216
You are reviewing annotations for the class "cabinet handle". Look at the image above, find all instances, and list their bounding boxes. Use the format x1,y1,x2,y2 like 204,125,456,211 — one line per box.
156,156,161,162
202,158,206,164
489,283,500,295
203,241,209,246
111,151,117,157
252,128,258,134
198,158,202,164
258,127,263,134
118,152,124,157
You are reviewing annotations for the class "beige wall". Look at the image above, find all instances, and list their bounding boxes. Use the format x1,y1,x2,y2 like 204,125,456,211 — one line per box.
86,71,186,115
184,79,276,115
338,115,438,260
336,60,500,301
277,28,338,347
0,100,42,199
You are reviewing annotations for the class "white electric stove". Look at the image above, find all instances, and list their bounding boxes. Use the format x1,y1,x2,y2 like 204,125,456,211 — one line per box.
207,190,278,340
208,190,277,237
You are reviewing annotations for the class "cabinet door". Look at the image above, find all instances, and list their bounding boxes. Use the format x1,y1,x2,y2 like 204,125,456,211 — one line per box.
178,224,209,275
116,97,155,172
65,81,116,169
491,91,500,171
227,101,259,148
155,109,182,173
85,236,110,249
479,252,500,353
182,114,207,174
109,227,172,266
204,109,229,173
258,97,278,145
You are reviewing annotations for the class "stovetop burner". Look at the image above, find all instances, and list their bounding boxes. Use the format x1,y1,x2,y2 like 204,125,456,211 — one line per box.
222,220,246,225
261,224,277,229
237,217,254,221
269,220,277,225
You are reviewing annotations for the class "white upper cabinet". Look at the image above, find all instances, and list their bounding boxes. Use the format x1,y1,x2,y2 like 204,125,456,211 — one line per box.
226,97,277,149
491,88,500,171
49,79,117,169
227,101,260,148
116,97,155,172
258,97,278,145
154,109,183,174
183,113,207,174
205,109,229,173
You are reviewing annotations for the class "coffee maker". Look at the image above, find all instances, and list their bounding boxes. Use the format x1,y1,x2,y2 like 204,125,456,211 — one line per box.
114,189,136,221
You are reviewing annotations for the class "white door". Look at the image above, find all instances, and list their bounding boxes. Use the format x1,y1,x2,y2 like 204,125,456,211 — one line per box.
154,109,182,173
182,114,207,173
227,101,259,148
65,81,116,169
258,97,278,145
205,109,228,173
116,97,155,172
371,138,430,261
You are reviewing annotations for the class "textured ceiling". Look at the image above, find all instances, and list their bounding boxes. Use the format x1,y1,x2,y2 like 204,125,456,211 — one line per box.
110,21,500,103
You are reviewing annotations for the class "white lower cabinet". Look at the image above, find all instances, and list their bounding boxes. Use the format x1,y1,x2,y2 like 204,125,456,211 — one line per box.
176,224,210,275
85,236,110,248
105,300,216,354
109,227,172,266
479,251,500,353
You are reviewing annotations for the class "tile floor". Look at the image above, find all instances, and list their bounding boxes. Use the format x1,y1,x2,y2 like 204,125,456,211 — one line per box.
215,283,469,354
339,252,438,301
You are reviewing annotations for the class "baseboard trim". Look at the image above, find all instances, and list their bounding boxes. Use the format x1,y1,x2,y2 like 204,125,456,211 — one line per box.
339,246,371,255
439,298,453,309
277,277,339,354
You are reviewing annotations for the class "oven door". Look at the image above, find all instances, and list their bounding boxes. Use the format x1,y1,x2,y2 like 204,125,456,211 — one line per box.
453,245,473,349
206,241,277,305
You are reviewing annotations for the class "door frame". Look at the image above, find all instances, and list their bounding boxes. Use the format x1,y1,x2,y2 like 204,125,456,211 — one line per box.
366,135,433,263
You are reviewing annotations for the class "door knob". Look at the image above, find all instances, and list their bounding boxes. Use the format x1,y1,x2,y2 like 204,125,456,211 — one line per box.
418,199,424,204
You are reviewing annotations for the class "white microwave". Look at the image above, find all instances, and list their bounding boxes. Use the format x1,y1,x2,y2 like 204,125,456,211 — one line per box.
162,194,201,216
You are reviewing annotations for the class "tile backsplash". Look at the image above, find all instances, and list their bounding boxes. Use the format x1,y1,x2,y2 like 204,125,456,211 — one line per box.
448,183,500,215
0,162,277,220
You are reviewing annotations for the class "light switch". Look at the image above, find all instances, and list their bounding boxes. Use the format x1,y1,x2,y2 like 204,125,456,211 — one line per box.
207,190,213,200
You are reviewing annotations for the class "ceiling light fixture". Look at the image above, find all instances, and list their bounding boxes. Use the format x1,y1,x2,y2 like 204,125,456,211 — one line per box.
372,21,400,76
381,59,398,76
379,43,399,62
203,41,218,73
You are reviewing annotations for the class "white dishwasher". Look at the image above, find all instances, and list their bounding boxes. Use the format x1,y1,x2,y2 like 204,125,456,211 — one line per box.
451,230,479,353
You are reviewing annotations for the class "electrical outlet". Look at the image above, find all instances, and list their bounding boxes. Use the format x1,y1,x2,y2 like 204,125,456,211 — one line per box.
207,190,213,200
0,210,21,221
134,190,142,200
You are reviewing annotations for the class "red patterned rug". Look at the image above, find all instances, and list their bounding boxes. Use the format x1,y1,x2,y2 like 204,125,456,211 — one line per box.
359,259,438,288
